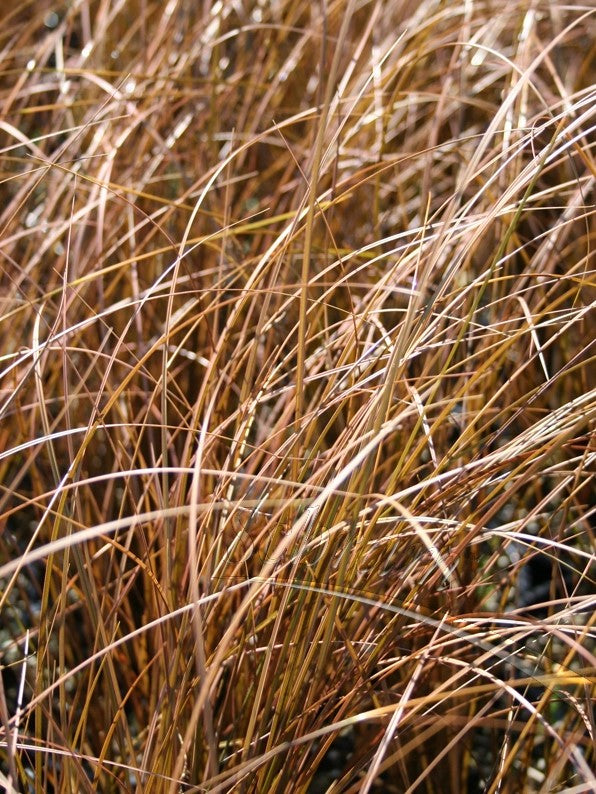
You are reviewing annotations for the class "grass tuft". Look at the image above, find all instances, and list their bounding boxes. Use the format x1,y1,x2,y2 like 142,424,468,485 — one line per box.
0,1,594,792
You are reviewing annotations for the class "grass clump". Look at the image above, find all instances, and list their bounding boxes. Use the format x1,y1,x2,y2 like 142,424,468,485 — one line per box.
0,1,594,792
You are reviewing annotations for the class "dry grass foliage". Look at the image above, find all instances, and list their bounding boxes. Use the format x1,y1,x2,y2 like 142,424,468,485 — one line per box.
0,1,594,791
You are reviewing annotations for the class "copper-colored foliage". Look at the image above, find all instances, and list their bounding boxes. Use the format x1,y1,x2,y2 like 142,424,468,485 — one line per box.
0,1,594,792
